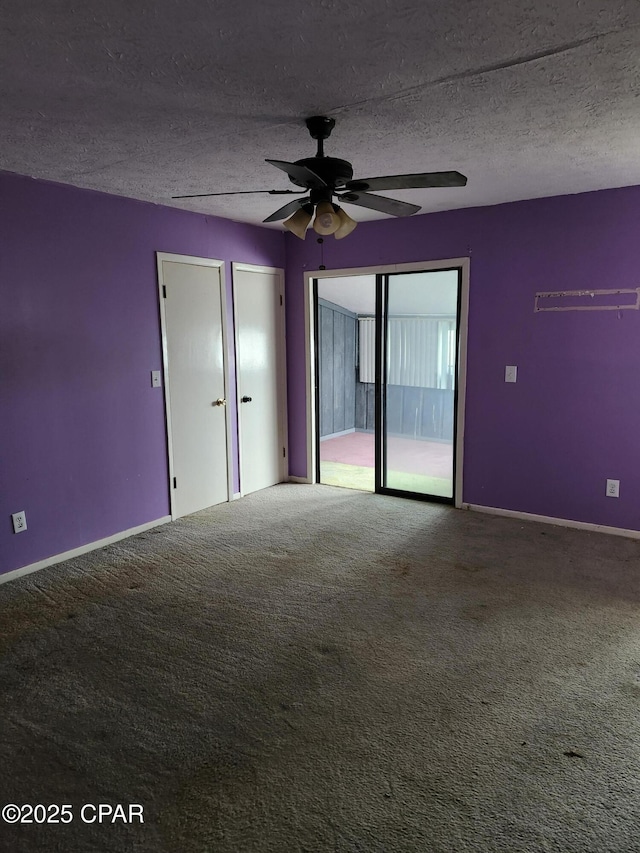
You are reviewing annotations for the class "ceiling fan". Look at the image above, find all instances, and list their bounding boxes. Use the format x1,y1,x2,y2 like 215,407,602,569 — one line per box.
173,116,467,240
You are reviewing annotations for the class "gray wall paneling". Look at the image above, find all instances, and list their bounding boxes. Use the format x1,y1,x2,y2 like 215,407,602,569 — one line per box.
333,311,346,433
318,299,357,438
344,317,356,432
319,305,334,437
356,382,453,440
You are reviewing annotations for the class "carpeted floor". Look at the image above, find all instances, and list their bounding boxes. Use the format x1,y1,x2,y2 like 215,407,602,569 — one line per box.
1,484,640,852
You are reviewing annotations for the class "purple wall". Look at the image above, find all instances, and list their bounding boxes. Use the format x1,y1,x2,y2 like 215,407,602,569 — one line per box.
285,185,640,531
4,172,639,577
1,171,285,575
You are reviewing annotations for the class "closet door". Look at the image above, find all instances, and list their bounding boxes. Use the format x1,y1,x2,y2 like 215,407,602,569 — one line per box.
233,264,287,496
159,255,230,518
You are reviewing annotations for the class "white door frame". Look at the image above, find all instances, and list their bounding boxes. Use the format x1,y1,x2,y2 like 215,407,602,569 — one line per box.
157,252,234,519
232,262,289,496
304,258,470,508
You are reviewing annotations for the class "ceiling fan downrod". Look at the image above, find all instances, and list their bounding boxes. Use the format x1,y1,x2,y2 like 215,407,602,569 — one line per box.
305,116,335,158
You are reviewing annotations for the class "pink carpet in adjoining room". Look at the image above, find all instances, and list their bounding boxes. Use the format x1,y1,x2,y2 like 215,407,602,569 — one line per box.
320,431,453,479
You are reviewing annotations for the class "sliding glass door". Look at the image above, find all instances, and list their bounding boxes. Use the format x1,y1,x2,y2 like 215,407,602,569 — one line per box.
314,265,462,504
377,269,460,503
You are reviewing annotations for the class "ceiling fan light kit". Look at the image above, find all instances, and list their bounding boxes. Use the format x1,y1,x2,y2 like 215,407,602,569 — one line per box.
283,201,357,241
334,206,358,240
173,116,466,240
312,200,342,235
283,204,314,239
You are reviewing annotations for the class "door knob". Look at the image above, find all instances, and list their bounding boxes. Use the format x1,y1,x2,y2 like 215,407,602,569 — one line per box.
241,396,253,403
213,398,226,406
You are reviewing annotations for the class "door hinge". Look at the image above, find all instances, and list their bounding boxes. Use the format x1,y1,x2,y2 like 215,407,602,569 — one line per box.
173,476,177,488
282,447,286,458
163,285,167,298
280,294,283,306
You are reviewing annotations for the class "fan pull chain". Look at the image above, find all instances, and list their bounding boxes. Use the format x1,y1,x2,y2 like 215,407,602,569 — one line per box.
317,237,325,270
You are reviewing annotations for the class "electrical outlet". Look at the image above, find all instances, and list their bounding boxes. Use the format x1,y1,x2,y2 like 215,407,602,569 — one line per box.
606,479,620,498
505,365,518,383
11,511,27,533
151,370,162,388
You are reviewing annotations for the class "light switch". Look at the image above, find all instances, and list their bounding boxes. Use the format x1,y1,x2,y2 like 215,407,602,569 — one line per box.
505,365,517,383
151,370,162,388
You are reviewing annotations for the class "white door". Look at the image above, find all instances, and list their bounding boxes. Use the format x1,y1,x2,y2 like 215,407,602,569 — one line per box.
159,255,230,518
233,264,287,495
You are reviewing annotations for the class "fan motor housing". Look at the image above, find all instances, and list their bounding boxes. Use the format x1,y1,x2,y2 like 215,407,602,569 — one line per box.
291,157,353,189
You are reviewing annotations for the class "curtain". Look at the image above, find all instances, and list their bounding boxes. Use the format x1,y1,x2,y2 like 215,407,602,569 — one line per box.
358,316,456,389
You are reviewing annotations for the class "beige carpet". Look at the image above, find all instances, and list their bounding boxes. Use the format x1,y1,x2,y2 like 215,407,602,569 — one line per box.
1,483,640,852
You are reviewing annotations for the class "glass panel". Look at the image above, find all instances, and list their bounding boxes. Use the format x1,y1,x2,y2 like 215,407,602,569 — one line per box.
316,275,376,492
383,270,459,499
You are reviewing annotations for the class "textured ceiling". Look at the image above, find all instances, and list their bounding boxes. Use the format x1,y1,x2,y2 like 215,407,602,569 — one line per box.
1,1,640,227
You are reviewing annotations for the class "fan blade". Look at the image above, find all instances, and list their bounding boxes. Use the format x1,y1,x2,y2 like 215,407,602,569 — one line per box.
345,171,467,192
172,189,305,199
263,197,311,223
339,191,420,217
266,159,327,188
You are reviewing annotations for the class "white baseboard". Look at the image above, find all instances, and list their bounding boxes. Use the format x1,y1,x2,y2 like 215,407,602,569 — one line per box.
231,492,242,501
0,516,172,587
289,476,311,484
463,503,640,540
